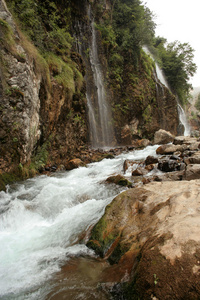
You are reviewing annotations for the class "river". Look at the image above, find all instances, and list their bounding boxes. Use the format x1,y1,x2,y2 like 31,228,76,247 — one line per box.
0,145,159,299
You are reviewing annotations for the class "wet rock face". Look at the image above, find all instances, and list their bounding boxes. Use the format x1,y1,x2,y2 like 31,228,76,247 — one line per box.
87,180,200,299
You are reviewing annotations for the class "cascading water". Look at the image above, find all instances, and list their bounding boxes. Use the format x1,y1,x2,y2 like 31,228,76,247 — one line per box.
143,46,190,136
0,145,159,299
178,104,191,136
88,19,115,148
74,6,115,148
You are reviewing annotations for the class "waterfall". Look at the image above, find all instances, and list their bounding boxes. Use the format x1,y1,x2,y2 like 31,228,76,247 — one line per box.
87,17,115,148
178,104,191,136
155,63,169,89
143,46,190,136
73,7,115,149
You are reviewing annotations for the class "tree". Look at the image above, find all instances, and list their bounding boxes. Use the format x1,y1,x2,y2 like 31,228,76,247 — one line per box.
111,0,156,62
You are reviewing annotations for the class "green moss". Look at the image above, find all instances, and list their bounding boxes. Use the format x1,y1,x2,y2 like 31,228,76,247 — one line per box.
45,53,75,95
108,242,130,264
142,104,152,124
30,137,51,171
0,18,15,50
87,214,119,257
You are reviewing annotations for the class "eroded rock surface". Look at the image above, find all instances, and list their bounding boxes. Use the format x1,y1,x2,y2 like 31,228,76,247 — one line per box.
87,180,200,299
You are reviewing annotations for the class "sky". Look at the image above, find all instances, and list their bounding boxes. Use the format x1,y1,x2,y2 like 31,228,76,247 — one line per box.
143,0,200,87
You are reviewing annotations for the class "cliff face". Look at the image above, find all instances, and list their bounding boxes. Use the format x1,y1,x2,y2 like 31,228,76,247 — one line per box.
72,0,179,143
0,0,87,185
0,0,179,188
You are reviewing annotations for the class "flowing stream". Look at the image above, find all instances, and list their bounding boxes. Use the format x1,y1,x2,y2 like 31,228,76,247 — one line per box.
0,145,159,300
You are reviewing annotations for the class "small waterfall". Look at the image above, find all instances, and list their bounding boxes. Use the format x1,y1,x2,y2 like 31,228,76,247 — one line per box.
178,104,191,136
155,63,169,88
143,46,190,136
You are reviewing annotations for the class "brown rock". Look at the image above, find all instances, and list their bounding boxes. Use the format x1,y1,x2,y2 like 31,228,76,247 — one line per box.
184,151,200,165
87,180,200,299
156,144,187,155
106,175,132,187
174,136,199,145
185,164,200,180
134,139,151,148
145,155,158,165
65,158,84,170
121,125,132,145
132,167,148,176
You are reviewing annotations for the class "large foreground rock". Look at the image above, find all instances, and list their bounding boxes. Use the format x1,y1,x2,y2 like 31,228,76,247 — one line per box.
87,180,200,299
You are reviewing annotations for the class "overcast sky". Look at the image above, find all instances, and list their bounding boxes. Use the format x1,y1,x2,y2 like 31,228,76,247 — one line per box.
143,0,200,87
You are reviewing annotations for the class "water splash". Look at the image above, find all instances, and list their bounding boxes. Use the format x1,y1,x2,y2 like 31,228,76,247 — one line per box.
0,145,159,299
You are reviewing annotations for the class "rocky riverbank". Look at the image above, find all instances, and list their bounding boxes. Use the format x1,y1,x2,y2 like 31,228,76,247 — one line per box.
86,131,200,299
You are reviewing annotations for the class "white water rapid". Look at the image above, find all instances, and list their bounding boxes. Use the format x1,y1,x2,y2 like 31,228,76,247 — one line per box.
0,145,159,300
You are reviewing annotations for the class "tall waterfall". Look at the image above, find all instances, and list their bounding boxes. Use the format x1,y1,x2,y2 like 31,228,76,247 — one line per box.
74,6,115,148
87,17,115,148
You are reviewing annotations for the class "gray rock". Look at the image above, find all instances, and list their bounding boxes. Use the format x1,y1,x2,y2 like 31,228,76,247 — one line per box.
154,129,175,145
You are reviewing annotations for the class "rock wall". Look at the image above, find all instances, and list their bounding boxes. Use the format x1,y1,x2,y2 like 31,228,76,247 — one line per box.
0,0,87,179
0,0,41,168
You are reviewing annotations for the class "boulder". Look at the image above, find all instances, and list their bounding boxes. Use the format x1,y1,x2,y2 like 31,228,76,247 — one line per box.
145,155,158,165
65,158,84,170
174,136,199,145
132,167,148,176
184,151,200,165
153,170,185,182
185,164,200,180
134,139,151,148
156,144,187,155
87,181,200,299
154,129,175,145
106,175,132,187
158,159,185,172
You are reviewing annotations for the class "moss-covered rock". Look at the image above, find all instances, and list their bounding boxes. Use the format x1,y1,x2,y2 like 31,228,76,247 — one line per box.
87,181,200,299
106,174,133,187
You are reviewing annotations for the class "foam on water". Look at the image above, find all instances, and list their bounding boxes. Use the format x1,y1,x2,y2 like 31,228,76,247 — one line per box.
0,145,158,299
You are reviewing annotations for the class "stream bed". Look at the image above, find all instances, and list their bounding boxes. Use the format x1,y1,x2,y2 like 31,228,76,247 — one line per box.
0,145,159,299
